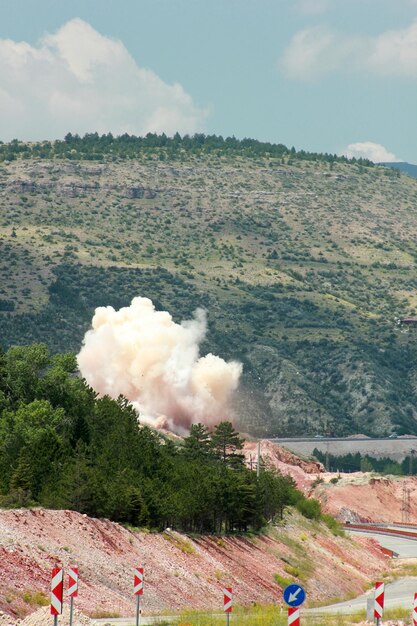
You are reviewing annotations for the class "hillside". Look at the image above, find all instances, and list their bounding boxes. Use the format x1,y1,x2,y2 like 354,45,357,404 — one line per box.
381,162,417,179
1,135,417,436
0,507,386,619
313,473,417,524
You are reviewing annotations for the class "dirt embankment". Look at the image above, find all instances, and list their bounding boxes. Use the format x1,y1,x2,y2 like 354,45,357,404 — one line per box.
251,440,417,525
0,507,387,620
243,439,323,492
312,473,417,523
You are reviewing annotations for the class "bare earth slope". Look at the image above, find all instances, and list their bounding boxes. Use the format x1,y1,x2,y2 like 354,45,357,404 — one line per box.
250,440,417,525
0,507,386,620
314,473,417,523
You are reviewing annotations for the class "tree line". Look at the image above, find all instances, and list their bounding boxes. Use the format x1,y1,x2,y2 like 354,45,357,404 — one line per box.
0,132,374,166
0,343,322,533
313,448,417,476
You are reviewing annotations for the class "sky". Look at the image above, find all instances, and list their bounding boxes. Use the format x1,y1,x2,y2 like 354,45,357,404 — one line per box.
0,0,416,162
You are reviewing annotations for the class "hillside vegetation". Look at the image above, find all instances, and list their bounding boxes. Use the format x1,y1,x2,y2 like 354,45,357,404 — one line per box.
0,343,316,531
1,134,417,436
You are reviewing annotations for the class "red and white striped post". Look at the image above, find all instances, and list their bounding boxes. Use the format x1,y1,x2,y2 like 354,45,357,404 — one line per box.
223,587,232,626
288,606,300,626
68,567,78,626
413,592,417,626
374,581,384,625
134,567,144,626
50,567,63,626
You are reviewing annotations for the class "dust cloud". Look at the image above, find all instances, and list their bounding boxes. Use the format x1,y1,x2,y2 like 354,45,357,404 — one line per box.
77,297,242,434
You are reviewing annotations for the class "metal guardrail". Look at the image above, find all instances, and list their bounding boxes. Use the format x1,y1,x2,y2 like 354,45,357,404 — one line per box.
345,523,417,541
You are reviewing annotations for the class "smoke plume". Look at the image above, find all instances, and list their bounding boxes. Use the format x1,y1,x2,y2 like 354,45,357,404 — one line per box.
77,297,242,434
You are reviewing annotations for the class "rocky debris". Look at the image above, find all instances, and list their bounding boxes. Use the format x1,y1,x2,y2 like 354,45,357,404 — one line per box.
125,185,145,198
0,507,386,620
124,186,156,199
314,473,417,523
243,440,323,491
0,612,16,626
8,179,37,193
3,179,156,199
20,606,94,626
58,182,99,197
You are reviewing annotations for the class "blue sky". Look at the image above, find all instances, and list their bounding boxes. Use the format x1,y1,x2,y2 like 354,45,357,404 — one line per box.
0,0,416,162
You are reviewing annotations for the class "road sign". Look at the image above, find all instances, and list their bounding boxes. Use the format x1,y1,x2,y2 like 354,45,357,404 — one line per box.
413,592,417,626
223,587,232,612
374,581,384,619
283,584,306,607
134,568,144,595
287,606,300,626
68,567,78,597
50,567,63,616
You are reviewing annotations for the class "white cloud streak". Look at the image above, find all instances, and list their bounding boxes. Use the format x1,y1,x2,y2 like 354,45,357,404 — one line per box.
342,141,401,162
280,19,417,80
0,18,207,141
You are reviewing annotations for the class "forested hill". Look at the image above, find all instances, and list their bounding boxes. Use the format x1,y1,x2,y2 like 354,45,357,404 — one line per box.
1,133,417,437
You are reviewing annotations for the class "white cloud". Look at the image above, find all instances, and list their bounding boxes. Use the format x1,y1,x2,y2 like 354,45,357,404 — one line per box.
0,18,207,141
280,26,357,80
280,19,417,80
342,141,402,163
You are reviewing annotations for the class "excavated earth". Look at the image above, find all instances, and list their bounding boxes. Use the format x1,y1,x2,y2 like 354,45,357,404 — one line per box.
0,506,387,621
252,440,417,524
312,473,417,523
1,440,415,623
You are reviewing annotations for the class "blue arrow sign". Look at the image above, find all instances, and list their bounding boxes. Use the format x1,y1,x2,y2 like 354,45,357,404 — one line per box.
283,584,306,607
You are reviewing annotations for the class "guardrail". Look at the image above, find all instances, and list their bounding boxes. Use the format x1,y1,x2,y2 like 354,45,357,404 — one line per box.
345,523,417,541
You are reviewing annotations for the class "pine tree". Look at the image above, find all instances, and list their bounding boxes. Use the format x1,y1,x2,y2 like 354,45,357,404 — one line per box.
183,423,212,459
211,421,245,468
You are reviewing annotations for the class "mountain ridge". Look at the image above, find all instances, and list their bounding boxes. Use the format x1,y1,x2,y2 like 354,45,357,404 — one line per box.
380,161,417,179
1,135,417,436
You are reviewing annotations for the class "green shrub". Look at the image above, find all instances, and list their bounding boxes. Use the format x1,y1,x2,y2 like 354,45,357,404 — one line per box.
295,498,322,520
321,513,344,536
273,573,292,587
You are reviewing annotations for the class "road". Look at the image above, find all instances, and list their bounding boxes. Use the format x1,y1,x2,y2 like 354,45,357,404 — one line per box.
270,436,417,462
94,618,175,625
307,577,417,615
347,529,417,557
307,529,417,615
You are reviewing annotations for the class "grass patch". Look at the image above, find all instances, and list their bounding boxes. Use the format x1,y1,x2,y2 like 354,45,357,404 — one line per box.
390,561,417,579
21,590,49,606
162,531,196,554
90,610,122,619
171,605,412,625
321,513,345,537
273,573,293,587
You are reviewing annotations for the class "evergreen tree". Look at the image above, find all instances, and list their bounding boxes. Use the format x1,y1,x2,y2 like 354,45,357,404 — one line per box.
183,423,212,459
211,421,245,468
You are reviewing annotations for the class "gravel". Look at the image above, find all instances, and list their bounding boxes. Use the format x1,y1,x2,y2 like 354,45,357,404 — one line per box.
20,606,95,626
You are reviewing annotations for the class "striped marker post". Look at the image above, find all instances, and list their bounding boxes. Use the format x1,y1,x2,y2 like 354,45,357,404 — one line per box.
413,592,417,626
223,587,232,626
50,567,63,626
134,567,144,626
374,581,384,625
288,606,300,626
68,567,78,626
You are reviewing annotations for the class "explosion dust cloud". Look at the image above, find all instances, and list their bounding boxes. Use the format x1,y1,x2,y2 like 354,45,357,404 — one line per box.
77,297,242,434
